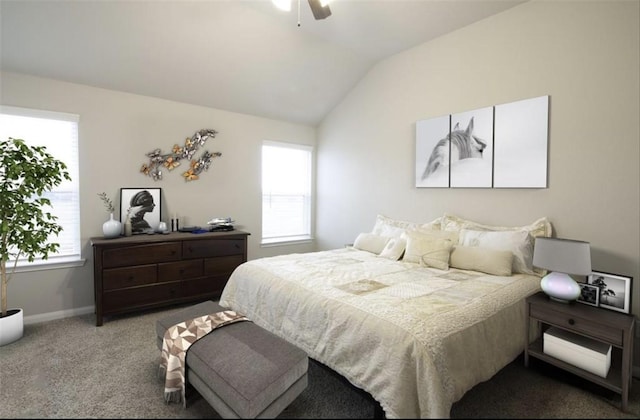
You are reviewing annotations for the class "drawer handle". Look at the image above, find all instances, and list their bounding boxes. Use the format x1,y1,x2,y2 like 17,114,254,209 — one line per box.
568,318,575,326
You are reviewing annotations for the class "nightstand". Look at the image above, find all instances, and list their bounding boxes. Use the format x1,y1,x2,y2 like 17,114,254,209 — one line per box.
524,291,635,412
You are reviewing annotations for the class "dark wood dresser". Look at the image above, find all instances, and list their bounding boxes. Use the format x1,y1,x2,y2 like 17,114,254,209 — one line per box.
91,230,250,326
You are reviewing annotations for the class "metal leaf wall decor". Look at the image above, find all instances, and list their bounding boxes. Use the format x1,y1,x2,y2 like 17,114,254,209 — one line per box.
140,129,221,181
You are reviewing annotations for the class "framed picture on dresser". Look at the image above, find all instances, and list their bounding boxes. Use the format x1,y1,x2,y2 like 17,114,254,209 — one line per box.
587,271,632,314
120,187,162,234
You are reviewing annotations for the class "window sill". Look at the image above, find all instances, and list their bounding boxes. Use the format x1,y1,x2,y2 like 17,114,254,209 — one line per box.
261,236,314,248
11,257,86,273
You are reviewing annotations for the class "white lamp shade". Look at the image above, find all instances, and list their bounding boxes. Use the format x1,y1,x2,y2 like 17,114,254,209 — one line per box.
533,237,591,275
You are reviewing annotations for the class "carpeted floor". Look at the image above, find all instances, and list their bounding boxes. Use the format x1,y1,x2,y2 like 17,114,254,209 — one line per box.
0,304,638,419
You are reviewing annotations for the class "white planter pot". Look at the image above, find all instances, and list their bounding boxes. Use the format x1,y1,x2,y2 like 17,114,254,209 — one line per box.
0,308,24,346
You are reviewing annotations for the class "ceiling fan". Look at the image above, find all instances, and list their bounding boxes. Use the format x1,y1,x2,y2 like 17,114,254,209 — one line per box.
272,0,333,22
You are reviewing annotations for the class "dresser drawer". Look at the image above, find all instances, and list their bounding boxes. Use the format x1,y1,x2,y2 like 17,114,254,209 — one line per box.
530,305,622,346
183,239,245,259
102,282,181,311
158,260,203,283
204,255,245,276
102,242,181,268
182,276,228,299
103,265,156,290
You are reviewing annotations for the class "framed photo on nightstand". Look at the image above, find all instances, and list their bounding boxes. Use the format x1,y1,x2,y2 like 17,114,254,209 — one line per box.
587,271,632,314
577,283,599,307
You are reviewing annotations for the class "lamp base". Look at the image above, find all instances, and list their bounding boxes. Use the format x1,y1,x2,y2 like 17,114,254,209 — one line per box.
540,271,581,302
548,296,573,304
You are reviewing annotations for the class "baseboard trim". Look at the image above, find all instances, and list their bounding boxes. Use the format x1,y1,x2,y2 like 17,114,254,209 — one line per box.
24,306,94,325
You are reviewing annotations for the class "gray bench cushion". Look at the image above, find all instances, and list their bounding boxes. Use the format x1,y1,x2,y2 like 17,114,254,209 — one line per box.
156,301,308,418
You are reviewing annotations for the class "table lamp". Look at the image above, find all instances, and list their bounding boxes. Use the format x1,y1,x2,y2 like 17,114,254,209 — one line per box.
532,237,592,303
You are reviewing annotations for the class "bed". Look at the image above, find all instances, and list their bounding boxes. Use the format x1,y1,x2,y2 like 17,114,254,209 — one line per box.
219,213,552,418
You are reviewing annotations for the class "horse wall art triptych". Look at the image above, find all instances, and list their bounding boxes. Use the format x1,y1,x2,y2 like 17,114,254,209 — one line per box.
415,95,549,189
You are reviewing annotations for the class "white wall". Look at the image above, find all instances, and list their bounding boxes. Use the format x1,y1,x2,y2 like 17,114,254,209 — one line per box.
316,0,640,324
2,0,638,342
1,72,316,322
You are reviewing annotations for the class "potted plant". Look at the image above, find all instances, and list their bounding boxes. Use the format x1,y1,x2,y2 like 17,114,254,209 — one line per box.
0,137,71,346
98,192,122,238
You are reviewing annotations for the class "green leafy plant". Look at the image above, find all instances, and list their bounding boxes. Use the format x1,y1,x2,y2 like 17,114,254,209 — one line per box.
97,192,115,213
0,137,71,318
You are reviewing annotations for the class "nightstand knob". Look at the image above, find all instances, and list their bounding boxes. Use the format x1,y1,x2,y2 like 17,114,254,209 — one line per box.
568,318,575,325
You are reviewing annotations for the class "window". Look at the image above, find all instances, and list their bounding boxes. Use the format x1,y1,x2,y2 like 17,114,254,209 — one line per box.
0,106,81,269
262,141,312,245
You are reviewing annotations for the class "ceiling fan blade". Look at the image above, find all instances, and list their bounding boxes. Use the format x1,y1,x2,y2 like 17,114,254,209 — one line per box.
308,0,331,20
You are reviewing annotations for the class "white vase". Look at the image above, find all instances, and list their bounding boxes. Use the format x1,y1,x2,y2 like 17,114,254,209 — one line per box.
0,308,24,346
103,213,122,239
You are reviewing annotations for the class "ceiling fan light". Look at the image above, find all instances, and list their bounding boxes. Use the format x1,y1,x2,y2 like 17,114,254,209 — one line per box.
272,0,291,12
308,0,332,20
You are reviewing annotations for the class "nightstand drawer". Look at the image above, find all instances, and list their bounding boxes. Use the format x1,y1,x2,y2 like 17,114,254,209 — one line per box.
530,305,622,346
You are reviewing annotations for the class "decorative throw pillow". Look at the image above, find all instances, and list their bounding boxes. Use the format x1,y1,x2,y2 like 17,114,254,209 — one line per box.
458,229,535,275
353,233,391,255
371,214,442,238
459,217,553,239
440,213,470,233
378,237,406,261
413,226,459,244
401,230,453,270
449,245,513,276
441,213,553,239
371,214,418,237
419,216,442,231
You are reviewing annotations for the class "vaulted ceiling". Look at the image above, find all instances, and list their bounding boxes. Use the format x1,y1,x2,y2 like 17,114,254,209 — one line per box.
1,0,526,126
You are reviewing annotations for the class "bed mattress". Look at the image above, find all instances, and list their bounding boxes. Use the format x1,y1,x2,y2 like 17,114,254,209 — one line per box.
220,247,541,418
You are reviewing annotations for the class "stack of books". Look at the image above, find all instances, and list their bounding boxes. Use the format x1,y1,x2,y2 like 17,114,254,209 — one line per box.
207,217,235,231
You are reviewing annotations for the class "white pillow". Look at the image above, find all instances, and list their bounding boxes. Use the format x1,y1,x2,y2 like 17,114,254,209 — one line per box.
353,233,391,254
371,214,419,237
401,230,453,270
379,237,406,261
458,228,535,275
371,214,442,238
449,245,513,276
441,213,553,239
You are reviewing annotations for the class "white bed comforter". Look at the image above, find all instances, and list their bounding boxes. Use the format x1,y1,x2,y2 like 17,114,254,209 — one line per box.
219,248,541,418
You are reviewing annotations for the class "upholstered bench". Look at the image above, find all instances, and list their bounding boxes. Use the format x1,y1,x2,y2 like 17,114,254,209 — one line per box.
156,300,308,418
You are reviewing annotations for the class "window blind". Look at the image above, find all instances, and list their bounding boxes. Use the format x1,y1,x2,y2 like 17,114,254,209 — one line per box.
262,141,312,244
0,106,81,265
